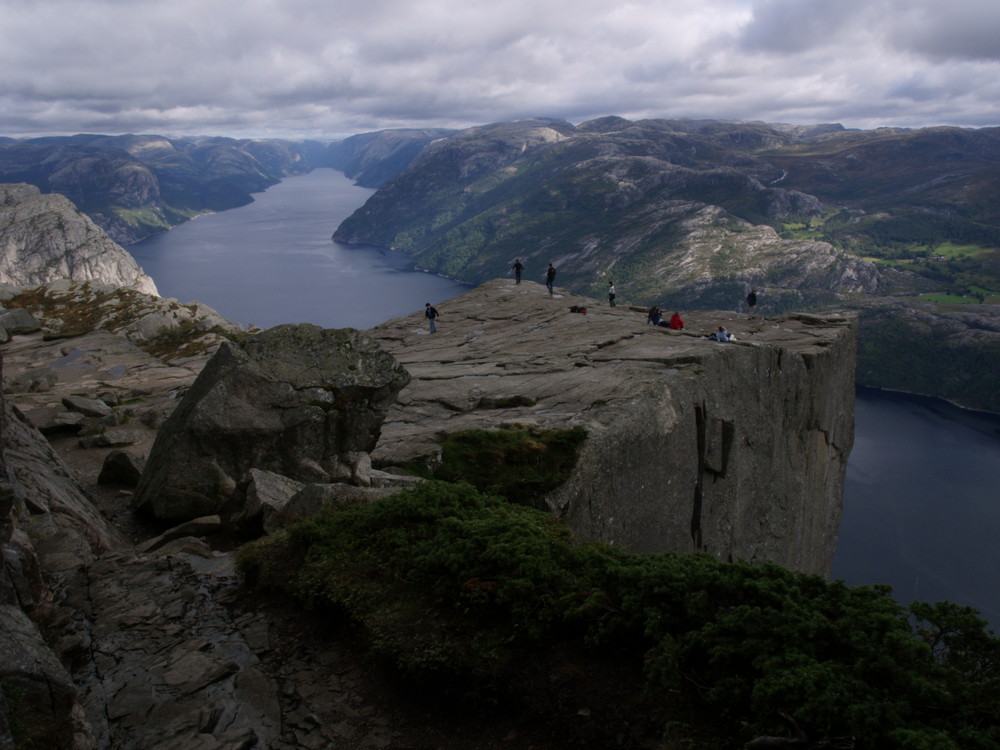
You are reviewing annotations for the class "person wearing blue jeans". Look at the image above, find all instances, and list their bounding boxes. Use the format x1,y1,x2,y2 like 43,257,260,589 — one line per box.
545,263,556,295
425,303,440,333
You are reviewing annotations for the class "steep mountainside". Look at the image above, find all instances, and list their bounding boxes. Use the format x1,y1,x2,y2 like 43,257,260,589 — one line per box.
332,117,1000,411
326,128,456,187
333,118,883,309
0,134,330,244
0,184,157,295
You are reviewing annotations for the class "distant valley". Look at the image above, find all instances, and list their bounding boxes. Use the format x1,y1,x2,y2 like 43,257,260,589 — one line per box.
3,117,1000,411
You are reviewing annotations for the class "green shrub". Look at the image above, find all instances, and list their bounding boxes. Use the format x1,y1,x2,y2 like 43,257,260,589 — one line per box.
238,481,1000,748
427,426,587,508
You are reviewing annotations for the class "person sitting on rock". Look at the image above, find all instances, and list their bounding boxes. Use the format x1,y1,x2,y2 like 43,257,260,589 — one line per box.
669,311,684,330
710,326,731,342
647,306,662,326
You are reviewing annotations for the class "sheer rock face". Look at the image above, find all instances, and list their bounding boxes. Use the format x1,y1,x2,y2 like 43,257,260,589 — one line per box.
132,324,411,522
1,379,126,750
370,279,857,575
0,183,158,295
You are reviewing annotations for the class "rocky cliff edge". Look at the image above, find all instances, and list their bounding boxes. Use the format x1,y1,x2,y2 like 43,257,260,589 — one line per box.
0,277,856,748
370,278,856,576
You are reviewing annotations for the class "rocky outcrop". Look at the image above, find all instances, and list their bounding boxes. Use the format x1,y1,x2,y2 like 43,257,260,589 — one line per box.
1,357,127,749
369,279,856,575
0,279,245,364
0,310,439,749
0,275,860,748
0,184,158,294
132,324,412,522
0,604,93,749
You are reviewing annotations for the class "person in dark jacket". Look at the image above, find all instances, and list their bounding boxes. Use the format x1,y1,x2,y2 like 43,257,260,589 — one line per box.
424,303,440,333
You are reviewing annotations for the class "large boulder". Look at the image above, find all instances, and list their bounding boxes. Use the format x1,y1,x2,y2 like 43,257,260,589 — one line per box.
132,324,411,522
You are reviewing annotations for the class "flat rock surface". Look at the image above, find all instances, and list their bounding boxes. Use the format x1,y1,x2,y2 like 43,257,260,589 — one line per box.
369,278,852,466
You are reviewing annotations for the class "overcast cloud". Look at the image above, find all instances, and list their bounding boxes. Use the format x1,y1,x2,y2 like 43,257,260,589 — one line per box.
3,0,1000,139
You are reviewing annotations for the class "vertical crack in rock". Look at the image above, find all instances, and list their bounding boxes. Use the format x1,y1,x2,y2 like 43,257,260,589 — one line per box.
704,416,734,476
691,403,705,551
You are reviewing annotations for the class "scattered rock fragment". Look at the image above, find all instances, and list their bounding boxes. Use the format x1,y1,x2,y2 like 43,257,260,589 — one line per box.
62,394,113,418
98,449,146,486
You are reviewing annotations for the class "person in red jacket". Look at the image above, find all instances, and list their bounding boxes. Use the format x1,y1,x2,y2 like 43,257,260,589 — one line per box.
669,311,685,330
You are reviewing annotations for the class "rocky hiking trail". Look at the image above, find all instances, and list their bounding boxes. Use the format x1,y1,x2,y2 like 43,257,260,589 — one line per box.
1,320,658,749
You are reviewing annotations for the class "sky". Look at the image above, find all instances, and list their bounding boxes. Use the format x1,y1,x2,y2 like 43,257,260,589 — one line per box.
4,0,1000,141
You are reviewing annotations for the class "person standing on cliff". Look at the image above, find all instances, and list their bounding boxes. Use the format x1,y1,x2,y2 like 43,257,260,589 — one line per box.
607,281,616,306
424,302,440,333
512,258,524,284
746,288,758,318
545,264,557,295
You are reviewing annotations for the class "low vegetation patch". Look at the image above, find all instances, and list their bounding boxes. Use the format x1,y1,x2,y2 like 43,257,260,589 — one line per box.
9,283,250,361
419,426,587,508
238,481,1000,749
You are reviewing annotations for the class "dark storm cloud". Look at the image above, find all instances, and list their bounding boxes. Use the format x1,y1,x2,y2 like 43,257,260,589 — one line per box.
2,0,999,139
885,0,1000,61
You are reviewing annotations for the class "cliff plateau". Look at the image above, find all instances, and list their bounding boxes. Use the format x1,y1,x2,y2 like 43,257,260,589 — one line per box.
369,279,855,575
0,279,856,748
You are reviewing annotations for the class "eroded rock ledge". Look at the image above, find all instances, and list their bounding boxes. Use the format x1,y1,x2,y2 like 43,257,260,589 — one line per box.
0,277,856,748
369,278,857,576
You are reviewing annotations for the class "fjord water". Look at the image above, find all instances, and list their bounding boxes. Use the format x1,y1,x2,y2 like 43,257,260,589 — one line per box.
128,168,1000,628
128,169,468,330
832,388,1000,626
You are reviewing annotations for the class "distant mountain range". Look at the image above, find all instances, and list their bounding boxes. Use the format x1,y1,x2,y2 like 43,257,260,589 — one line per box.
332,118,1000,307
4,118,1000,411
0,134,329,244
0,131,459,247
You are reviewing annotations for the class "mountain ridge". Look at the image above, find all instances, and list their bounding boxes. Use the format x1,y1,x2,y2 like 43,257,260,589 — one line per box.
329,116,1000,411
